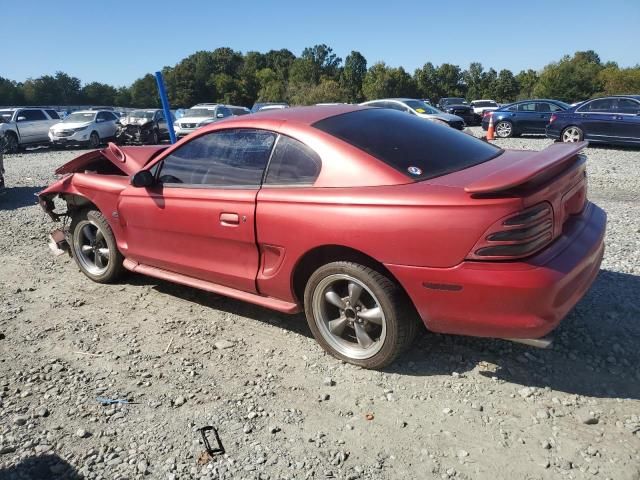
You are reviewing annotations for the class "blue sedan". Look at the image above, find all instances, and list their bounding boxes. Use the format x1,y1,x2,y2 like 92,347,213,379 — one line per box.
481,99,570,138
546,95,640,146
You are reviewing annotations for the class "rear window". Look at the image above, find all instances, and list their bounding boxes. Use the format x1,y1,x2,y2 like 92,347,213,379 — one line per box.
313,109,502,180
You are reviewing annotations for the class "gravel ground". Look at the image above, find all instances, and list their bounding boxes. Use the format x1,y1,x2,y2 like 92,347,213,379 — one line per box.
1,130,639,480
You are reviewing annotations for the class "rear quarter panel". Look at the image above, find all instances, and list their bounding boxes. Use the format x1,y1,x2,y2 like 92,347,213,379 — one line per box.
255,183,522,302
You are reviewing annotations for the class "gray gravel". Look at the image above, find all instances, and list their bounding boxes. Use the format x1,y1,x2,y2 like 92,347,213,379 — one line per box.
1,133,639,479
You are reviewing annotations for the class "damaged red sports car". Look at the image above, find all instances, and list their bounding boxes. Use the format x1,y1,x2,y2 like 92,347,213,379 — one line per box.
38,105,606,369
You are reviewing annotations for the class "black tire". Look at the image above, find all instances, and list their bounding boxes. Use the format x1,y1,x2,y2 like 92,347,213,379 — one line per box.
89,131,101,149
303,261,419,369
561,125,584,143
150,129,160,145
495,120,514,138
69,209,124,283
4,132,19,153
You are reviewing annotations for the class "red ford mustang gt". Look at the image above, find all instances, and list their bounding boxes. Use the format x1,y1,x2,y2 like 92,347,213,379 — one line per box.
38,105,606,369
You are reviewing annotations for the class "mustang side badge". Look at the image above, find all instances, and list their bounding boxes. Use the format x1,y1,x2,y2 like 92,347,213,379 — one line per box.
407,166,422,176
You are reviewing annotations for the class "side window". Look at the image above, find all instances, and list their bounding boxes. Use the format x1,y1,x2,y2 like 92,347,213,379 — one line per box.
96,112,108,122
156,111,164,121
506,105,518,112
580,98,614,113
19,109,47,121
548,103,564,112
385,102,407,112
158,129,276,186
218,107,232,117
265,136,322,186
535,102,552,113
518,103,536,112
615,99,640,114
45,109,60,120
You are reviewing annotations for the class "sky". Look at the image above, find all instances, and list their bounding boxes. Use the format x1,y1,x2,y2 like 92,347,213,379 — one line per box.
2,0,639,86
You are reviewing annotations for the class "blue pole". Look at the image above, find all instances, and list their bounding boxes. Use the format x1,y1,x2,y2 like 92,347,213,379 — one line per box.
155,71,177,144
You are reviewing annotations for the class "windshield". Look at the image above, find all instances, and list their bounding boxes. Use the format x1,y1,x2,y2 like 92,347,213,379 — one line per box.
64,112,95,123
313,109,502,181
443,98,467,105
183,108,215,118
472,101,497,107
0,110,13,122
128,110,155,120
404,100,440,114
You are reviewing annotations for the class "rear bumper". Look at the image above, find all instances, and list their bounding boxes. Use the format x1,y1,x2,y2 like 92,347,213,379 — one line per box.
386,202,606,339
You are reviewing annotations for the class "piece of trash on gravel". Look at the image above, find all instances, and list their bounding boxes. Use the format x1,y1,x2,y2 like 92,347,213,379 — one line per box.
96,397,133,405
365,413,374,421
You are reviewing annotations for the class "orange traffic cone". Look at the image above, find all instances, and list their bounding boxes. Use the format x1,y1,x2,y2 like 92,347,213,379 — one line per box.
486,114,495,141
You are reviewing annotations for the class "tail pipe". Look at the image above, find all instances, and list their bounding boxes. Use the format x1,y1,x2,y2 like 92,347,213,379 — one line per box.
505,336,553,349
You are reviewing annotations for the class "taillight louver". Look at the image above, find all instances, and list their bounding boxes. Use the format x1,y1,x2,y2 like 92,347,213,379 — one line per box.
470,203,554,260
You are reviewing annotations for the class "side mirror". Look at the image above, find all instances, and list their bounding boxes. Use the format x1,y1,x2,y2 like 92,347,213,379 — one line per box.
96,118,104,123
17,116,26,122
130,170,155,188
216,113,224,118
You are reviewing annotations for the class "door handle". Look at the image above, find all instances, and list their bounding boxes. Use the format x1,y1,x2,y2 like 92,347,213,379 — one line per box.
220,212,240,226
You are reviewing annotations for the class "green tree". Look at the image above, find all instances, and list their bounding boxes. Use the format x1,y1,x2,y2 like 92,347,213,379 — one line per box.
301,44,342,80
414,62,438,101
256,68,286,101
598,66,640,95
515,69,539,99
533,50,603,102
341,51,367,102
463,62,485,100
493,69,519,103
363,62,416,100
288,79,347,105
81,82,117,105
0,77,24,105
129,74,159,108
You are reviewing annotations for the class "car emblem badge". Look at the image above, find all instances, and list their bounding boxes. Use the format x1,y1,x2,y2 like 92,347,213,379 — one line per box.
407,166,422,176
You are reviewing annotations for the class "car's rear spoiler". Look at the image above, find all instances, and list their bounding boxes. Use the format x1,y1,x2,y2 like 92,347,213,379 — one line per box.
465,141,588,195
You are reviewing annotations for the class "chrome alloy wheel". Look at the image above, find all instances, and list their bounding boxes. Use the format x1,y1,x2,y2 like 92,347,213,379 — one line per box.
562,127,582,142
496,121,512,137
312,274,386,360
73,220,110,276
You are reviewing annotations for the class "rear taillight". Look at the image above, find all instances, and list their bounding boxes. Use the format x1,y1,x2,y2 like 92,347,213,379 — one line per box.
549,114,557,123
468,203,554,260
483,111,493,118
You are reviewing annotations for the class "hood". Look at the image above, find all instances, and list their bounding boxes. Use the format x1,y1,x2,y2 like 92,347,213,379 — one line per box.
178,116,215,124
120,118,153,127
417,112,464,123
53,121,92,130
55,142,167,176
443,104,472,111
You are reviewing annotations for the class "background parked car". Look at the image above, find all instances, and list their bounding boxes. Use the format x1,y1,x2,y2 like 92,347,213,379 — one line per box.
49,110,118,148
482,99,570,138
227,105,251,116
174,105,233,137
361,98,466,130
470,100,499,123
546,95,640,146
251,102,289,112
116,109,174,145
0,107,60,152
437,98,475,125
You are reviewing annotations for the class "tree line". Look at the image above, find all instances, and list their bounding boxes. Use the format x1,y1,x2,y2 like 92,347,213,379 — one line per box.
1,47,639,109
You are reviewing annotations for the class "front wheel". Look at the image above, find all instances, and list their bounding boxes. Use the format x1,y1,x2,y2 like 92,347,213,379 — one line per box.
89,131,101,148
495,121,514,138
4,132,19,153
70,209,124,283
303,261,419,369
561,126,584,142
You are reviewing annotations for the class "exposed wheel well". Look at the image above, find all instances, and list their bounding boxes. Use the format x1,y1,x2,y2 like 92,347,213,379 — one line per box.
61,194,99,215
291,245,411,307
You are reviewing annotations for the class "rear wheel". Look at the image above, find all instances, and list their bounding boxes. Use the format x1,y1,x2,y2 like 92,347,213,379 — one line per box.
495,121,514,138
561,126,584,142
304,261,419,369
70,209,124,283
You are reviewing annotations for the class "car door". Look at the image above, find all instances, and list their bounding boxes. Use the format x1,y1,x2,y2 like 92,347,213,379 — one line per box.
97,111,118,138
575,98,616,138
117,128,276,292
15,109,50,143
532,102,555,133
612,98,640,141
516,102,538,133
